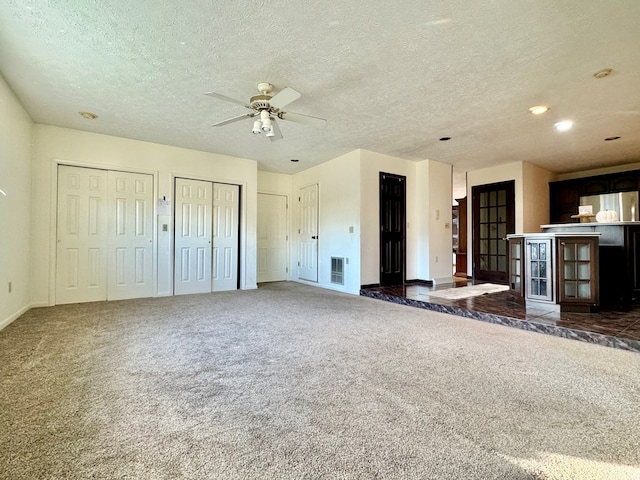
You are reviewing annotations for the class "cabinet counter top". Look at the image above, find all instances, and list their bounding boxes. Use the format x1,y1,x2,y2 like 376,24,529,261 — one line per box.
507,232,601,238
541,222,640,228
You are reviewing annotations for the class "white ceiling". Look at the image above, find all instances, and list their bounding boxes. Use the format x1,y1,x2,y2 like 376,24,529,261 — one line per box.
1,1,640,175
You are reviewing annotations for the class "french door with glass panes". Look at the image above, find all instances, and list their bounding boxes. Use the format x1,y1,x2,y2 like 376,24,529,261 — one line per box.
472,181,515,283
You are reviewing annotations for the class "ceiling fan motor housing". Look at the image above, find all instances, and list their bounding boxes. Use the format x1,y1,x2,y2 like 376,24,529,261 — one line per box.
249,94,273,111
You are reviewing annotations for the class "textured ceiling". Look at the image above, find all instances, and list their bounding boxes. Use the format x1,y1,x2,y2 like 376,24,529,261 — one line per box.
1,1,640,175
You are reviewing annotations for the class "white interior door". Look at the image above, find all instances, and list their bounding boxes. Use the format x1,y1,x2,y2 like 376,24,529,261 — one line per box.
212,183,239,291
107,171,154,300
56,165,109,304
174,178,213,295
298,184,319,282
257,193,288,283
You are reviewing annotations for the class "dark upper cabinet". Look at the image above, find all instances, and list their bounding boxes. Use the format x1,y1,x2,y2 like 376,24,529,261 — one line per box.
549,169,640,224
610,174,639,192
549,180,580,223
581,177,609,196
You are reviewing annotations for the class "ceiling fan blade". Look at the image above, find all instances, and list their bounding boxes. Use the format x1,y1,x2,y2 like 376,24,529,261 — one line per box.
269,87,302,109
268,117,283,142
212,113,255,127
204,91,249,108
281,111,327,127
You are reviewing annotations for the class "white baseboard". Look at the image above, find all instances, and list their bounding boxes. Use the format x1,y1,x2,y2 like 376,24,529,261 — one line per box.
432,276,456,285
0,304,33,331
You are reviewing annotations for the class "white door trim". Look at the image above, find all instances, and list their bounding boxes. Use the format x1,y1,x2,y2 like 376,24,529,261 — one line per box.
257,193,289,283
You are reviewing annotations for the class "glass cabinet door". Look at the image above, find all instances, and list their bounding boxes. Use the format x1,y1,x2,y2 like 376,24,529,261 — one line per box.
558,238,598,304
525,239,553,302
508,237,523,296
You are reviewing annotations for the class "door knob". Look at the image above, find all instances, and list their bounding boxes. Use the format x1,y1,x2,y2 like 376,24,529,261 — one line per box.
312,236,318,239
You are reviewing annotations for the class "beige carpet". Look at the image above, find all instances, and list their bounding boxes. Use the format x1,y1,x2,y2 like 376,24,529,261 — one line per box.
426,283,510,300
1,282,639,479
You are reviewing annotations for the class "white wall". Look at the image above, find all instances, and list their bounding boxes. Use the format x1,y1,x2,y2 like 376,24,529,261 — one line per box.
0,74,33,329
292,150,362,294
423,160,454,283
360,150,417,285
31,125,258,305
258,171,292,195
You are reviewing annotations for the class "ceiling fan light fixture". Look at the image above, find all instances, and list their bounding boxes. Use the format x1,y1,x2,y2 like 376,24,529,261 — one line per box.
252,120,262,134
259,109,273,132
266,129,275,138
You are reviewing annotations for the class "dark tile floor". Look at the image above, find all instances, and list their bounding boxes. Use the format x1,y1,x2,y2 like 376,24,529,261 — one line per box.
361,278,640,353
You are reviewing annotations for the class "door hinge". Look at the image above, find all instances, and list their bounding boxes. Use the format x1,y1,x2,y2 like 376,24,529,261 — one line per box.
298,261,300,266
286,267,288,273
298,196,301,202
298,229,301,234
286,235,288,241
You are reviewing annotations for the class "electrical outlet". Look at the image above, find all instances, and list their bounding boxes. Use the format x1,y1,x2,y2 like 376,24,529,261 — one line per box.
8,281,12,293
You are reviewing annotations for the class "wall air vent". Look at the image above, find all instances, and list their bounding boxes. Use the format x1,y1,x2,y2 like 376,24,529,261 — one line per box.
331,257,344,285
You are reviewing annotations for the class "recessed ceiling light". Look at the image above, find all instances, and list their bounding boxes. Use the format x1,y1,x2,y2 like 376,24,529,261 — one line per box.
290,159,299,162
79,111,98,120
529,105,549,115
439,137,451,141
604,136,621,141
593,68,613,79
554,120,573,132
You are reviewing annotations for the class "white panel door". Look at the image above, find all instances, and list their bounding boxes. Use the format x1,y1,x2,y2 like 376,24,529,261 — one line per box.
212,183,239,291
56,165,108,304
107,171,154,300
174,178,213,295
298,184,319,282
257,193,288,283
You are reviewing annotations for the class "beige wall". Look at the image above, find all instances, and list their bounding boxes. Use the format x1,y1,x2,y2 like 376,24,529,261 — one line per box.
522,162,557,232
0,74,33,328
466,160,555,275
31,125,258,305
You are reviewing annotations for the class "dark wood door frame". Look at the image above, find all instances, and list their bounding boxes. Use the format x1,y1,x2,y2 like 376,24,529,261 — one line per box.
379,172,406,286
472,180,515,284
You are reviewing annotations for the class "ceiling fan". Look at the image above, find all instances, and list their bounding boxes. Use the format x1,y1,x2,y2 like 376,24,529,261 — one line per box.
205,82,326,141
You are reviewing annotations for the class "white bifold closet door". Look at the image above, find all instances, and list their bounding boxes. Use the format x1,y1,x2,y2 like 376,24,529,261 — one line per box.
174,178,213,295
107,170,154,300
212,183,240,291
56,165,153,304
174,178,239,295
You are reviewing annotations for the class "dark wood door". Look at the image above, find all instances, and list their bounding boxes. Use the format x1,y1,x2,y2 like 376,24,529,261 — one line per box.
380,172,406,286
472,181,515,283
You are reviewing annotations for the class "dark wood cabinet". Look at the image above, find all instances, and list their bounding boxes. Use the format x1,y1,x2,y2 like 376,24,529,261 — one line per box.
581,177,609,195
507,234,599,311
549,169,640,223
610,174,639,192
549,180,580,223
455,197,467,276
